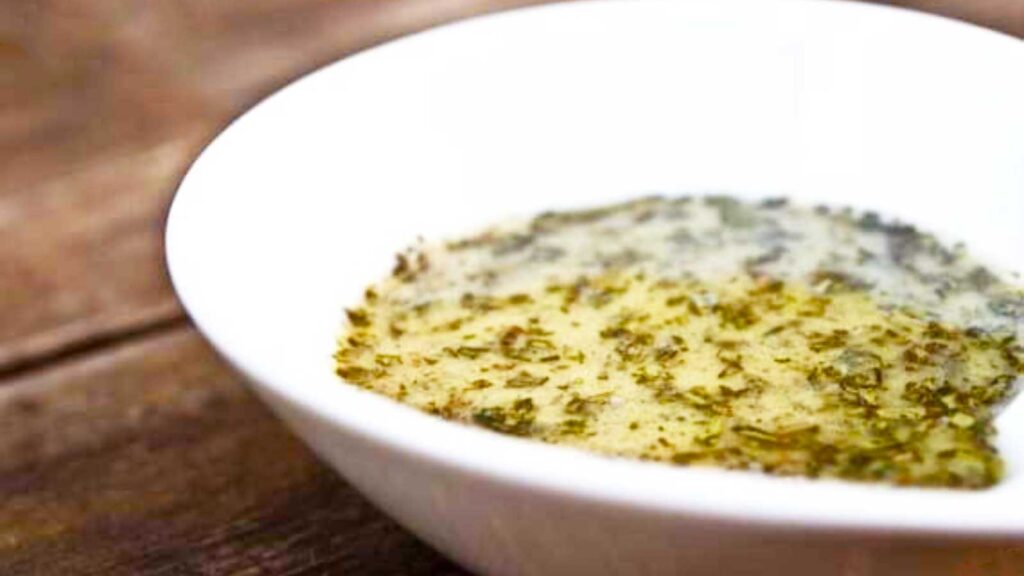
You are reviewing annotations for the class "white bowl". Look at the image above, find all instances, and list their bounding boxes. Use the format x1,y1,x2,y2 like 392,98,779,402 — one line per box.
166,1,1024,573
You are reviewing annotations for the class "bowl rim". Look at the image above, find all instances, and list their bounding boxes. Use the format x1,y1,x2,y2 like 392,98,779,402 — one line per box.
166,0,1024,538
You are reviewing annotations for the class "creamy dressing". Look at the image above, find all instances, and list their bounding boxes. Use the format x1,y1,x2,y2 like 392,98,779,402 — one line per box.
336,196,1024,488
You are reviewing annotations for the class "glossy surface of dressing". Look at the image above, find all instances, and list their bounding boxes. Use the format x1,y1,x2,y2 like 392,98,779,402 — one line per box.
337,197,1023,488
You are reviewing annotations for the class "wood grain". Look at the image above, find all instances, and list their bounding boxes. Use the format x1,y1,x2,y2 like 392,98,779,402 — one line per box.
888,0,1024,36
0,137,194,376
0,0,545,376
0,326,467,575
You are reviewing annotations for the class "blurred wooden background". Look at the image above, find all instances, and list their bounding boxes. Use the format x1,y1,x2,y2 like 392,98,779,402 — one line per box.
1,0,1022,573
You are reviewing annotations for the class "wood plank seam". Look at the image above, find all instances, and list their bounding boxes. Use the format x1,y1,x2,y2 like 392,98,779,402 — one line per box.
0,312,187,384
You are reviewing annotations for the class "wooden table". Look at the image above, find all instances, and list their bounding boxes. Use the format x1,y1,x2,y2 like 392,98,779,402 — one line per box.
1,1,1021,573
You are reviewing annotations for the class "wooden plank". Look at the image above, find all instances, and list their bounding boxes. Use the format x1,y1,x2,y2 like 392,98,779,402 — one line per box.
0,137,196,376
888,0,1024,37
0,0,545,375
0,326,466,575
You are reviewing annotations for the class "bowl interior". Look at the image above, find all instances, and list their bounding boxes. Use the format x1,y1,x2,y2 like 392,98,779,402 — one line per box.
167,0,1024,534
